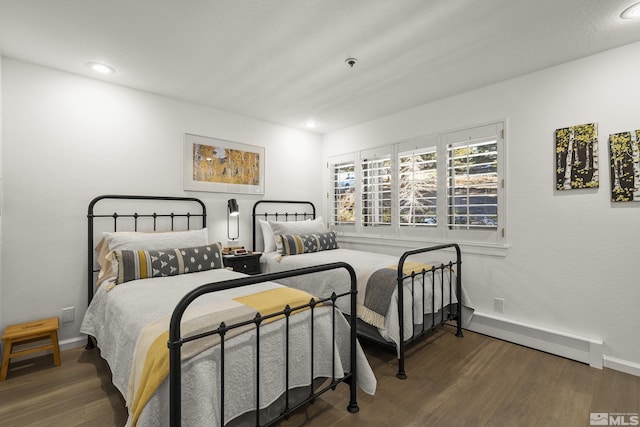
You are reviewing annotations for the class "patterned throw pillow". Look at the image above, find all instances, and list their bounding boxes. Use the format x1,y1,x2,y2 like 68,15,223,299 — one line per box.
278,231,339,256
111,243,223,285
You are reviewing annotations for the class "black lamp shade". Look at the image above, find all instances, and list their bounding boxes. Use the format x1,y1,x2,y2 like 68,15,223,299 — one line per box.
227,199,240,240
228,199,239,216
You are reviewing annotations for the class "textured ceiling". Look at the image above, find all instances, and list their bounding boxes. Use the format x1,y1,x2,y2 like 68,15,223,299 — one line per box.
1,0,639,133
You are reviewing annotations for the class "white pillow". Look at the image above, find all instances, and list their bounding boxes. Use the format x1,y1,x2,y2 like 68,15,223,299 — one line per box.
270,218,325,254
258,219,277,253
103,228,210,251
269,217,325,238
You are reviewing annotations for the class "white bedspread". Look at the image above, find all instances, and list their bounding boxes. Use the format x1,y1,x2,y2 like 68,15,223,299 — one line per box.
261,248,473,352
81,267,376,426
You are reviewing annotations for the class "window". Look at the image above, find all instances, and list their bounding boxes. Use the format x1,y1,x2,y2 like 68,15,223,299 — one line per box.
447,138,499,230
398,146,438,227
361,151,392,227
328,121,505,245
330,160,356,224
442,123,504,244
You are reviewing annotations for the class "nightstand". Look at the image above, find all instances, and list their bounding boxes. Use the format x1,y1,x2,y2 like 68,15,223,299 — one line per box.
223,253,262,275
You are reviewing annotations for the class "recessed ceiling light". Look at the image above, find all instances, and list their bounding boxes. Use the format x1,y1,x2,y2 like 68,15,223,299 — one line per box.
305,120,318,129
621,2,640,19
87,62,115,74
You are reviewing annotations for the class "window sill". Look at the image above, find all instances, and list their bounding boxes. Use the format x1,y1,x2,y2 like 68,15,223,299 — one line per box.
335,233,510,257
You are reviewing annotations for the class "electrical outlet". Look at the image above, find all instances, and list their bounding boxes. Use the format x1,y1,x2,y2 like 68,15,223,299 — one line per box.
61,307,75,323
494,298,504,314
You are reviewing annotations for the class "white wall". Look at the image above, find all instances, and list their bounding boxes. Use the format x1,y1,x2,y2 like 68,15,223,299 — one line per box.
0,58,322,347
0,55,3,347
323,41,640,372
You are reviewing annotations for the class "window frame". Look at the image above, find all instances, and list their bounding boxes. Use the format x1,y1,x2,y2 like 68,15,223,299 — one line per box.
396,135,441,241
328,152,358,234
442,122,505,244
360,146,393,235
327,121,506,246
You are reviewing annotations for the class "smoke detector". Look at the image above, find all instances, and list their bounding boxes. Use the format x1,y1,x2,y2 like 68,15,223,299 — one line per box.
345,58,358,68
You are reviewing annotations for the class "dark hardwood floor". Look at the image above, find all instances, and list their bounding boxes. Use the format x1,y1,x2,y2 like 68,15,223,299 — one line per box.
1,326,638,426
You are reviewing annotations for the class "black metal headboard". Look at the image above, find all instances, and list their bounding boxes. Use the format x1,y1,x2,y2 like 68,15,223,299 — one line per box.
252,200,316,251
87,195,207,307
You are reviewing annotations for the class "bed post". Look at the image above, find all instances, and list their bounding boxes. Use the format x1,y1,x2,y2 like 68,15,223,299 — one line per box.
86,196,102,349
454,243,463,338
396,253,408,380
347,261,360,413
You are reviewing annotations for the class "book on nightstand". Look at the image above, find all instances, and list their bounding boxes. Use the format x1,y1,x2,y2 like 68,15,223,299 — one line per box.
222,246,246,255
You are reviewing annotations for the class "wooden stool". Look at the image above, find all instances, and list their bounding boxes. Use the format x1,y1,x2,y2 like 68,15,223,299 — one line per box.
1,317,61,381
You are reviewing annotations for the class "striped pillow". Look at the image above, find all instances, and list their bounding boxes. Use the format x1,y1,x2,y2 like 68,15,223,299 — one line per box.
278,231,338,256
110,243,223,285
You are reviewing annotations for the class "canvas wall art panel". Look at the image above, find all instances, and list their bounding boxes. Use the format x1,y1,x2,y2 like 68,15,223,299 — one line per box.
183,133,265,194
555,123,599,190
609,130,640,202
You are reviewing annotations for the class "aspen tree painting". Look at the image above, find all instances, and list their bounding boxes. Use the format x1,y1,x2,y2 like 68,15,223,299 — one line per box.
555,123,599,190
183,133,265,194
609,130,640,202
192,144,260,185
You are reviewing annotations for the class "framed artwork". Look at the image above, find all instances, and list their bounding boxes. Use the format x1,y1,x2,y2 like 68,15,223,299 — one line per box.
183,133,265,194
609,130,640,202
555,123,599,190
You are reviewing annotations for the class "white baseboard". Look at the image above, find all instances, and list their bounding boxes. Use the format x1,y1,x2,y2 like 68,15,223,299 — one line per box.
468,313,640,376
603,355,640,377
468,311,604,369
59,336,88,351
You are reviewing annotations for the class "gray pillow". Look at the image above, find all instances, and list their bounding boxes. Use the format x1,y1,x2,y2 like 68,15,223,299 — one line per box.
279,231,339,255
111,243,223,285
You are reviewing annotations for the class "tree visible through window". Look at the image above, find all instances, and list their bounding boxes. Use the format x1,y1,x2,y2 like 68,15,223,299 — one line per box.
331,162,356,223
399,148,437,226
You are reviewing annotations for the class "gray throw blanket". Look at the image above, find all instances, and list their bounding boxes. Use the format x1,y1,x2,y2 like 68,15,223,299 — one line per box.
362,268,398,329
358,261,434,330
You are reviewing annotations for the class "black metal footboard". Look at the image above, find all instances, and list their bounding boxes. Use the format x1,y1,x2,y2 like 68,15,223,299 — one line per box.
395,243,463,379
168,262,359,426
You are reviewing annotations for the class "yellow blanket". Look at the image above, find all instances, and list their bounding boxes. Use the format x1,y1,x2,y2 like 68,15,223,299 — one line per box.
234,286,317,323
128,286,317,426
392,261,433,276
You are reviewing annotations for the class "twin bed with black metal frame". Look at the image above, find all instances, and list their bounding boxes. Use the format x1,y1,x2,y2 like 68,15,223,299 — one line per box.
82,195,375,426
252,199,469,379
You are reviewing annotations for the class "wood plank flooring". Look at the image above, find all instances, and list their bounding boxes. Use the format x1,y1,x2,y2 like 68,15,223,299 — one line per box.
0,326,638,426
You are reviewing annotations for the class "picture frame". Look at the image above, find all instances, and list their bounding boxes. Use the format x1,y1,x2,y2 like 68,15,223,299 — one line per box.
554,122,599,190
609,130,640,202
183,133,265,194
